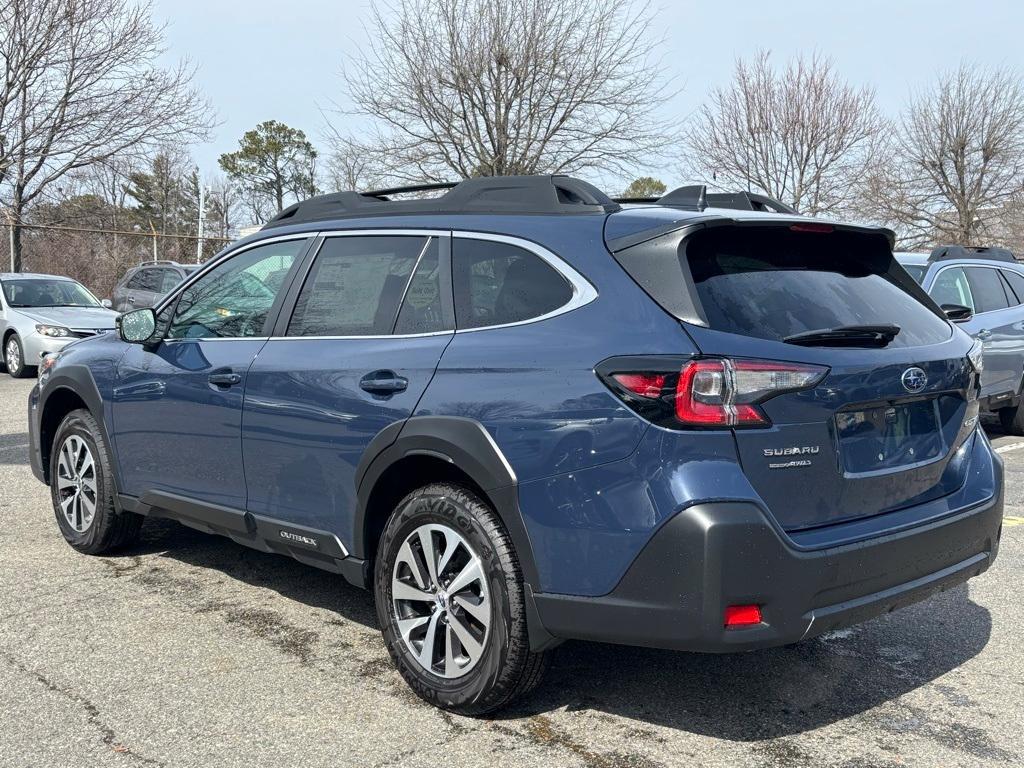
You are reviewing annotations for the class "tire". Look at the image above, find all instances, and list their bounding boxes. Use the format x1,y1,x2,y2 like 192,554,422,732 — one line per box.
4,334,31,378
374,483,548,715
998,404,1024,436
49,409,143,554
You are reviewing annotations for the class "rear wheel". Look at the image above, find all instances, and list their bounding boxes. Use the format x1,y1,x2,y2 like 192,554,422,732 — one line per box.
4,334,30,378
374,483,547,715
50,409,143,554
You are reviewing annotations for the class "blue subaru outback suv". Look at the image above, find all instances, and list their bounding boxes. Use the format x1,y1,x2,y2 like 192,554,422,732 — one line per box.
28,176,1003,714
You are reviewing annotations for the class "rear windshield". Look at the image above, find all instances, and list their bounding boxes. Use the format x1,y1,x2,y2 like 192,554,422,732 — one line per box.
616,226,951,348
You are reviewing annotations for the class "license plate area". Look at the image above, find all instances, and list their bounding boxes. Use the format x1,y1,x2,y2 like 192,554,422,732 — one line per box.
836,399,947,475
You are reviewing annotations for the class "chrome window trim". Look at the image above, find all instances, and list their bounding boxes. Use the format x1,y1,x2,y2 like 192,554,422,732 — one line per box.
264,330,453,342
930,262,1018,316
157,227,598,341
451,230,598,333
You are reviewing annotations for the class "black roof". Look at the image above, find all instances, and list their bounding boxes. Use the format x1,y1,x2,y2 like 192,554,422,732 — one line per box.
260,175,799,230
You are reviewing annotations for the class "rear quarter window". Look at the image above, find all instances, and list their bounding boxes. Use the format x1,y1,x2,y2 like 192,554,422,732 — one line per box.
616,226,951,348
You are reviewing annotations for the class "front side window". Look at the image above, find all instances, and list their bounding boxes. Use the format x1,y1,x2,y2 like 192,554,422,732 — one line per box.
287,236,433,337
126,270,157,291
1,279,101,308
167,238,307,339
930,267,975,311
965,267,1010,313
453,239,573,329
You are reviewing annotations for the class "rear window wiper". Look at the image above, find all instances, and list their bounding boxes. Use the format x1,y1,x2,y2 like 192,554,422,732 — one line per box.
784,324,901,348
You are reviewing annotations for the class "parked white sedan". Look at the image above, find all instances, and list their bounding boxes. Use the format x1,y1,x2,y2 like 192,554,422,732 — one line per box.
0,273,120,378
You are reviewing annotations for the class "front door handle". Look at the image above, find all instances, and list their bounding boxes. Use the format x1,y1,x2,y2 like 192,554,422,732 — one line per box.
359,370,408,394
208,371,242,387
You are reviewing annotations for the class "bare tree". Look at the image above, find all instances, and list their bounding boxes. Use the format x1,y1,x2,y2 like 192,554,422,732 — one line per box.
0,0,213,271
323,135,389,192
684,51,885,215
863,64,1024,249
337,0,675,183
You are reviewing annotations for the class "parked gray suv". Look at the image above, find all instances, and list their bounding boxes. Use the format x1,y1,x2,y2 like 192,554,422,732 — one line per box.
112,261,198,312
897,245,1024,433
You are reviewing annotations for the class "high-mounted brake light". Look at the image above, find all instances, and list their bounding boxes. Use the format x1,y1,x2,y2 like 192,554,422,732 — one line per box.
790,222,834,234
599,357,828,430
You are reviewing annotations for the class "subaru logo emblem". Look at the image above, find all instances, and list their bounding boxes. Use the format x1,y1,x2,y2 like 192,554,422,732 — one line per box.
901,367,927,393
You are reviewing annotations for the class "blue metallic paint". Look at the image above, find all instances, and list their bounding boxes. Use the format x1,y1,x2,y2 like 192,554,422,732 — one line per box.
28,207,1000,622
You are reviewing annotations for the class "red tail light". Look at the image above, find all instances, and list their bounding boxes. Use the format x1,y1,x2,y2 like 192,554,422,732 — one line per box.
601,356,827,429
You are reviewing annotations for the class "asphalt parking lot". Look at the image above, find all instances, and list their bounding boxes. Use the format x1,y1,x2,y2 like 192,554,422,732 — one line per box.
0,375,1021,768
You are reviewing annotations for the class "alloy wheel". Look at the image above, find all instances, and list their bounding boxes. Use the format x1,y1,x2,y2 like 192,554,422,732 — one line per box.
56,435,98,532
5,338,19,372
391,523,491,679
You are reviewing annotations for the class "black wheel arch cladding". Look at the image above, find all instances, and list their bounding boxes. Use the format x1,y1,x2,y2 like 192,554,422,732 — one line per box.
354,415,541,589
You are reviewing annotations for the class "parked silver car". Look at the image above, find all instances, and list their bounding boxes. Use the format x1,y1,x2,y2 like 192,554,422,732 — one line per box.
111,261,198,312
0,273,120,378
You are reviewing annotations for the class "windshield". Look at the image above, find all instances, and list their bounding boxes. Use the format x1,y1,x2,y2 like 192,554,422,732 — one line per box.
2,278,102,308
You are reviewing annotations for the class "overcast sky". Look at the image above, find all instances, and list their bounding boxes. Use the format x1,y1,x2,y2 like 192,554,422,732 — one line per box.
151,0,1024,190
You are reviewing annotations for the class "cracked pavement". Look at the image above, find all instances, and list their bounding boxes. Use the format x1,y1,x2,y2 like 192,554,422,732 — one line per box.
0,374,1021,767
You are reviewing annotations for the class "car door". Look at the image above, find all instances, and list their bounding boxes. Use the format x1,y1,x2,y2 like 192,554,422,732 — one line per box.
963,266,1019,401
111,236,312,510
241,231,453,547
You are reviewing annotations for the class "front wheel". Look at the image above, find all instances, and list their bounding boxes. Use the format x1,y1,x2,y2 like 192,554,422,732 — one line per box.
374,483,547,715
4,334,30,378
50,409,143,554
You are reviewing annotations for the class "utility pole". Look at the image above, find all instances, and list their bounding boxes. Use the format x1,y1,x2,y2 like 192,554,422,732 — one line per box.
197,182,206,264
5,211,14,273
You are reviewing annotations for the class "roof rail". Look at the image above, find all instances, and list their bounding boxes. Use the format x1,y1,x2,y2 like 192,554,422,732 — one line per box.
613,186,798,215
928,245,1016,263
135,260,188,267
261,175,620,229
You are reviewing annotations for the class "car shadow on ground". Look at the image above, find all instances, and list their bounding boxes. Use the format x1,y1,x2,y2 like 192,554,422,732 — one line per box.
121,518,379,630
508,582,992,741
115,517,992,742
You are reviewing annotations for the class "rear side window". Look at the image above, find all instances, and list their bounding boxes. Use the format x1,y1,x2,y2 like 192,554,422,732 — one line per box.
453,239,573,329
1000,269,1024,305
930,267,975,311
965,267,1009,313
901,264,926,283
288,236,432,337
619,226,951,348
394,241,445,334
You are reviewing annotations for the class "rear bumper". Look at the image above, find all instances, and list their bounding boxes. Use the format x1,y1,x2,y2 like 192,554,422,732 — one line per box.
532,487,1003,653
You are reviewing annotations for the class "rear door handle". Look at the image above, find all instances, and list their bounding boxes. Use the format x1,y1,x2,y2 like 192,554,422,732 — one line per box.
208,371,242,387
359,370,408,394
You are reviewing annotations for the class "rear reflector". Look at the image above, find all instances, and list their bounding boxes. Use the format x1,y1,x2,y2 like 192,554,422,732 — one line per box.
611,373,666,399
724,604,762,628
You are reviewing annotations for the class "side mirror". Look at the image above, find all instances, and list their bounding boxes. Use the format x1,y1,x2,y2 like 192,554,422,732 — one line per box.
101,298,113,309
118,308,157,344
942,303,973,322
